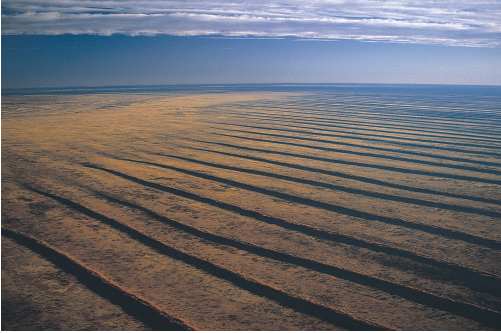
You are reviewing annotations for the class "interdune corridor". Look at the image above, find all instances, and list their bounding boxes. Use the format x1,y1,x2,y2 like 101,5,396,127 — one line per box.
2,87,501,330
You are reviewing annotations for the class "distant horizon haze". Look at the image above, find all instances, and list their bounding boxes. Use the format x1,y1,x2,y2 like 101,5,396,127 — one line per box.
3,35,501,89
3,82,501,94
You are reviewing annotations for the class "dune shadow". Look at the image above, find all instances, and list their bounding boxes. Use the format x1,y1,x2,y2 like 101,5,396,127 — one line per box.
89,158,501,250
213,115,501,150
151,150,501,219
210,121,501,160
215,128,501,176
220,108,501,143
213,133,501,186
82,163,501,300
190,140,501,206
2,226,193,331
222,110,501,147
23,183,385,330
87,189,501,325
225,104,501,140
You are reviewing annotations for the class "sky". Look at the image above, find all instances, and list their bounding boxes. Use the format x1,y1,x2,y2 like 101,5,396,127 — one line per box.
2,1,501,88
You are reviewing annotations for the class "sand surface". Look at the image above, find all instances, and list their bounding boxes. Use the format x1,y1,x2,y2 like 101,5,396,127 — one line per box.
2,90,501,330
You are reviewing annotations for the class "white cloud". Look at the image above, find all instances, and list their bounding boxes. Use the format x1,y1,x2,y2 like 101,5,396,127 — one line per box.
2,0,500,47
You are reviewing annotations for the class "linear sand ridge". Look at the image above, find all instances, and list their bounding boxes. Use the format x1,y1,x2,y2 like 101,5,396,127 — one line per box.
225,100,501,127
213,132,501,185
2,89,501,329
84,161,501,250
218,116,501,150
212,128,501,176
211,106,499,142
79,159,498,297
209,121,501,160
80,159,501,298
219,103,501,140
188,140,501,205
1,227,194,331
217,107,501,144
85,187,501,328
22,184,387,331
230,104,501,133
141,150,501,218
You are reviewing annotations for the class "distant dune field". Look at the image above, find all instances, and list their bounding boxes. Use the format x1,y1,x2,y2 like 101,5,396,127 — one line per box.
2,88,501,330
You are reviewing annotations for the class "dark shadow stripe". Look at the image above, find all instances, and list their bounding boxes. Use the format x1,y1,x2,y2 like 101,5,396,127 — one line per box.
214,133,501,186
26,185,384,331
225,104,501,139
1,227,193,331
224,102,501,130
215,128,501,177
91,191,501,326
222,111,501,147
103,158,501,250
220,108,501,143
236,106,501,132
233,99,501,121
250,106,501,136
279,106,501,135
153,150,501,219
214,115,500,150
82,163,501,299
211,121,501,160
191,140,501,206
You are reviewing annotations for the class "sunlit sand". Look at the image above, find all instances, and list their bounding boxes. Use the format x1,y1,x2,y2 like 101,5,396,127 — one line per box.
2,89,501,330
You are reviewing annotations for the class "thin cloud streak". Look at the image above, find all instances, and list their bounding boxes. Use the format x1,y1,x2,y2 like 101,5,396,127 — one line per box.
2,1,501,47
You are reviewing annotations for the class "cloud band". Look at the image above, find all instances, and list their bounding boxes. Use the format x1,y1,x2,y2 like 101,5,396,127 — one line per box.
2,0,501,47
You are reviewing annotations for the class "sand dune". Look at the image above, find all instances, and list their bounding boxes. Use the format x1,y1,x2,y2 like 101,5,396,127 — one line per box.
2,89,501,330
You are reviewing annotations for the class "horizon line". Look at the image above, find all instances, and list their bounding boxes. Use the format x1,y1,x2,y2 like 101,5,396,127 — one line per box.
3,82,501,93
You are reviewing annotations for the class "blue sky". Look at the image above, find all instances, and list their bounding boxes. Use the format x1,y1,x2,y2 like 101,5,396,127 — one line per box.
2,1,501,88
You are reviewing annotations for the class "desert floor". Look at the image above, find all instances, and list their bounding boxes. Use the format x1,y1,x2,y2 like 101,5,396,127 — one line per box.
2,90,501,330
